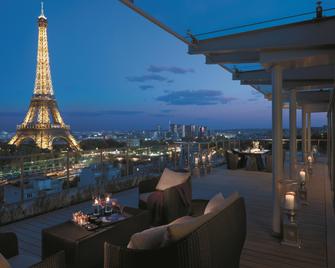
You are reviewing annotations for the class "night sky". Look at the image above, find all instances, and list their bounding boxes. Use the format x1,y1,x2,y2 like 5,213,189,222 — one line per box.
0,0,329,131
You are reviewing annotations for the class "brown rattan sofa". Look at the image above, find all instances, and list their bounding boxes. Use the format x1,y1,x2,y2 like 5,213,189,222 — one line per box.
104,196,246,268
0,232,65,268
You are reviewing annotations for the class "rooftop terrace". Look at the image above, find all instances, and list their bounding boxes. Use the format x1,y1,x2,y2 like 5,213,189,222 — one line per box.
1,157,333,267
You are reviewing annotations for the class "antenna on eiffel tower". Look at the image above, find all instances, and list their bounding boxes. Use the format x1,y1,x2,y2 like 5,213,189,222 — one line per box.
40,2,46,18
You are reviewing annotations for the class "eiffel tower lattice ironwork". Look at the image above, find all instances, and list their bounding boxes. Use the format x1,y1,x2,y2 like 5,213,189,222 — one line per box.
9,4,80,151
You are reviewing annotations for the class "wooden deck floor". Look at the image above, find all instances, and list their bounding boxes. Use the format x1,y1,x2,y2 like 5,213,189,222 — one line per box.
0,160,332,268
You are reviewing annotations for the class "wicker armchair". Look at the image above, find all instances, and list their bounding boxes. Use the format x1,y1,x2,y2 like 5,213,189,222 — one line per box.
226,151,240,170
0,232,18,259
138,172,192,225
30,251,65,268
104,197,246,268
0,232,65,268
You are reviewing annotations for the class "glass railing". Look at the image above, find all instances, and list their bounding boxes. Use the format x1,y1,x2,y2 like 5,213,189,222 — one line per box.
0,142,226,224
0,138,327,224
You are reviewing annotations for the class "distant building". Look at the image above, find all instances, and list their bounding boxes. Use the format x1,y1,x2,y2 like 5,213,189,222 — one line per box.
127,138,140,147
169,122,209,139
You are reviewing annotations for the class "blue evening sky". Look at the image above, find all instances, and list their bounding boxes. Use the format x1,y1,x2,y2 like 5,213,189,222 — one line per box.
0,0,329,131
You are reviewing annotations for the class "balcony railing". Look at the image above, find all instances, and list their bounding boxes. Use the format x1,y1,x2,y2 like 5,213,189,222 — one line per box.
0,138,327,224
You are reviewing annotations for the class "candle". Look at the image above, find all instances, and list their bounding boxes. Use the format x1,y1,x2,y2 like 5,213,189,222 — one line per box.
208,154,212,161
105,195,112,214
307,155,313,163
93,198,100,216
194,157,199,165
202,155,206,162
299,170,306,183
285,192,295,210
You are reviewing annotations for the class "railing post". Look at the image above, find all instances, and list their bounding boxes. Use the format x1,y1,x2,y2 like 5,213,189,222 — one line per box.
20,156,24,203
158,145,161,173
126,146,129,177
66,150,70,182
174,144,177,169
100,149,104,180
187,143,190,170
317,139,320,151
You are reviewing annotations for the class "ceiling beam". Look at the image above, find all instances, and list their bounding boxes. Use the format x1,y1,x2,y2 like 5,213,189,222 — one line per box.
206,52,260,64
234,65,335,81
189,17,335,55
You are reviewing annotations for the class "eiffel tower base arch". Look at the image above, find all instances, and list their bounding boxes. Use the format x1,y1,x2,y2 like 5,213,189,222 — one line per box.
9,128,80,151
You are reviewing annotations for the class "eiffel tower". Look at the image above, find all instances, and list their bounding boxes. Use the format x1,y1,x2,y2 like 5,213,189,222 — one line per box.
9,3,80,151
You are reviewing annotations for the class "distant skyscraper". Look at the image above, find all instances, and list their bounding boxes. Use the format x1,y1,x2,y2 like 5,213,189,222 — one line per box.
9,4,79,150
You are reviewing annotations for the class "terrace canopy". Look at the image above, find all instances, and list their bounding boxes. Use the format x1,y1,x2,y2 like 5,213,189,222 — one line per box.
120,0,335,236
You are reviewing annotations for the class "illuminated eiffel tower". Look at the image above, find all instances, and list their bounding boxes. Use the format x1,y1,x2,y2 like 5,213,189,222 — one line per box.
9,3,80,151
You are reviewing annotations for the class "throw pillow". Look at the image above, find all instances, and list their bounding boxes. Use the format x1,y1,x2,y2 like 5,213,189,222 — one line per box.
204,192,225,214
155,168,190,191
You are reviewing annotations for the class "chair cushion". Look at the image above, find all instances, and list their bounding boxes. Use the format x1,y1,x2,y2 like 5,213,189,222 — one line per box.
155,168,190,191
206,192,240,216
169,216,194,224
139,192,154,203
8,254,40,268
0,253,11,268
127,216,194,250
204,192,225,214
166,193,240,243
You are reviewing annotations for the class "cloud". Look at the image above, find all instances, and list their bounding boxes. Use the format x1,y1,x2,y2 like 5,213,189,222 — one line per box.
126,74,170,83
65,110,144,117
150,113,170,118
247,98,258,102
156,90,237,106
161,109,173,113
148,65,195,74
139,85,154,90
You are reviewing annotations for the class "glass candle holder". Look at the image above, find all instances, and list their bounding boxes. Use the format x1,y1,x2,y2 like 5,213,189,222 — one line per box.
280,179,298,221
299,169,306,186
194,156,199,166
284,192,297,218
105,194,112,214
307,155,313,164
92,197,100,216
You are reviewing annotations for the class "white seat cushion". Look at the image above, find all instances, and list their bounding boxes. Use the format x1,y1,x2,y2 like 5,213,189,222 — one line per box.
155,168,190,191
8,254,40,268
205,192,240,215
139,192,154,203
127,216,195,250
204,192,225,214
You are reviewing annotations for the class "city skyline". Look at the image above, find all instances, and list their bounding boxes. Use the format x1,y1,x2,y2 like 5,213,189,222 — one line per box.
0,1,327,131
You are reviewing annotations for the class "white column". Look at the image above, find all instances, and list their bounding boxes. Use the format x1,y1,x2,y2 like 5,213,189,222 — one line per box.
302,107,306,162
271,65,283,236
307,112,312,154
289,89,297,179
